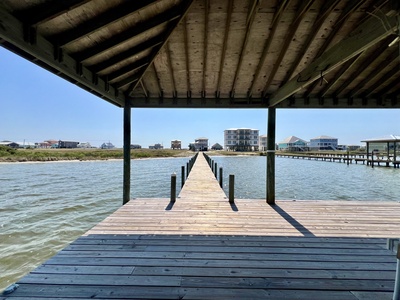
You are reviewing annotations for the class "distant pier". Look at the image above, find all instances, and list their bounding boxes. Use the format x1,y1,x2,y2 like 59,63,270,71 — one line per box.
276,152,400,168
2,152,400,299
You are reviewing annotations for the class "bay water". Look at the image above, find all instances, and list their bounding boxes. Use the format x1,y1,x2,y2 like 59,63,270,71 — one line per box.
1,155,399,290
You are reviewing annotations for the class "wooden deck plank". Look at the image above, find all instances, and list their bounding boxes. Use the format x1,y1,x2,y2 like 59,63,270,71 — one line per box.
2,153,399,299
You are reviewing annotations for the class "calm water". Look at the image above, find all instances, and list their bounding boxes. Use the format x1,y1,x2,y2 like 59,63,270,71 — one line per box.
1,155,400,290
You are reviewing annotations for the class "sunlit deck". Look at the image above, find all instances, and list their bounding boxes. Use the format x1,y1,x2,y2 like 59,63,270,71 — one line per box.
2,153,400,299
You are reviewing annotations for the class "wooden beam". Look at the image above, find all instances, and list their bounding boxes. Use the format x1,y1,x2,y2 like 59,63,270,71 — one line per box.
0,6,124,107
126,96,400,109
362,63,400,97
73,5,183,62
269,13,399,107
107,57,149,82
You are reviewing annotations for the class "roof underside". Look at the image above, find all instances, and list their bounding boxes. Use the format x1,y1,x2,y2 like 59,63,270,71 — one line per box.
1,0,400,109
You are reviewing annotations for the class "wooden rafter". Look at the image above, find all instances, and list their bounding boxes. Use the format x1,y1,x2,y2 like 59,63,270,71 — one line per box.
269,13,400,107
282,0,341,83
373,71,400,96
248,0,291,98
347,47,399,98
183,16,191,95
319,54,362,97
363,63,400,97
139,80,148,98
215,0,234,96
13,0,90,26
230,0,259,97
90,35,163,73
126,0,194,99
73,5,183,62
54,1,157,47
152,63,163,97
107,57,149,82
166,41,177,97
262,0,314,96
202,0,209,97
334,36,396,97
302,1,364,98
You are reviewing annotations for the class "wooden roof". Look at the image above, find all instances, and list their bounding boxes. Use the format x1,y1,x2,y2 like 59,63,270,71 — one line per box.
1,0,400,109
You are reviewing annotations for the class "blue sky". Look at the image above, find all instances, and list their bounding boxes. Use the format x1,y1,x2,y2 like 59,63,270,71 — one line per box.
1,47,399,148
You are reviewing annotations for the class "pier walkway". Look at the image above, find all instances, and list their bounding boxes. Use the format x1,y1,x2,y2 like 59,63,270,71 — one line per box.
2,153,400,299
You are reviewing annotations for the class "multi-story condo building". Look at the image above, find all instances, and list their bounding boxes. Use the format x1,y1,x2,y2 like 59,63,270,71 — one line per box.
224,128,259,151
309,135,338,151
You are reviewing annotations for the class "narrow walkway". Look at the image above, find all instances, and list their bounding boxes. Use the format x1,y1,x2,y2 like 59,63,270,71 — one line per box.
2,153,400,299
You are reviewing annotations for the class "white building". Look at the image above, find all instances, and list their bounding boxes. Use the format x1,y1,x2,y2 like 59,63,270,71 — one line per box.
192,138,208,151
309,135,338,151
259,135,268,151
224,128,259,151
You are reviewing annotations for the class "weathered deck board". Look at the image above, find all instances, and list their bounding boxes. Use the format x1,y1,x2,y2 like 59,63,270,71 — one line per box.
2,153,400,299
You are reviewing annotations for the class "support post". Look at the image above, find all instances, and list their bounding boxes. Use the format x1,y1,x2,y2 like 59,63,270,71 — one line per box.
219,167,223,188
122,102,131,205
229,174,234,203
171,173,176,203
181,166,185,188
266,107,276,205
186,162,189,177
214,162,218,178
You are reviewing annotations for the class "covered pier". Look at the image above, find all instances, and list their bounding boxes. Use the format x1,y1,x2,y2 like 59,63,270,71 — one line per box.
1,1,400,298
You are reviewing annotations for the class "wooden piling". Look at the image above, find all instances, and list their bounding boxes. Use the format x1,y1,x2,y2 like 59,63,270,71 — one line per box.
219,167,223,188
181,166,185,188
229,174,234,203
170,173,176,203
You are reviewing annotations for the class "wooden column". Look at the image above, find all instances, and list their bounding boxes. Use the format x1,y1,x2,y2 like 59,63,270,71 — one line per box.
267,107,276,205
123,102,131,205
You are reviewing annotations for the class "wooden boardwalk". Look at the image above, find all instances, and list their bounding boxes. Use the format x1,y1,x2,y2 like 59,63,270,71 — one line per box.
2,153,400,299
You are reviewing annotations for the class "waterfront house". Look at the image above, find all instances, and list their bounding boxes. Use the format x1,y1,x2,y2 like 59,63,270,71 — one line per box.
171,140,181,150
211,143,223,150
192,138,208,151
278,136,308,152
309,135,338,151
130,144,142,149
100,142,115,149
224,128,259,151
149,143,163,149
58,140,79,149
0,141,19,148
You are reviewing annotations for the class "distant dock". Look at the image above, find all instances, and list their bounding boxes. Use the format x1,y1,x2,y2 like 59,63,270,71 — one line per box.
276,152,400,168
2,152,400,299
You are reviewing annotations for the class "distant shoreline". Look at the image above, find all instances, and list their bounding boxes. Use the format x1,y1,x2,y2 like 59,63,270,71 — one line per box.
0,148,261,163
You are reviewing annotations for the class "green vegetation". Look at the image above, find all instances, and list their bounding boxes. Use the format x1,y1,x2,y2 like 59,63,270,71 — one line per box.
0,147,195,162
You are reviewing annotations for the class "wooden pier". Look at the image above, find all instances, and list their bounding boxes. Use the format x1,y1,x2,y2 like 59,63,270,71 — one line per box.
2,153,400,299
